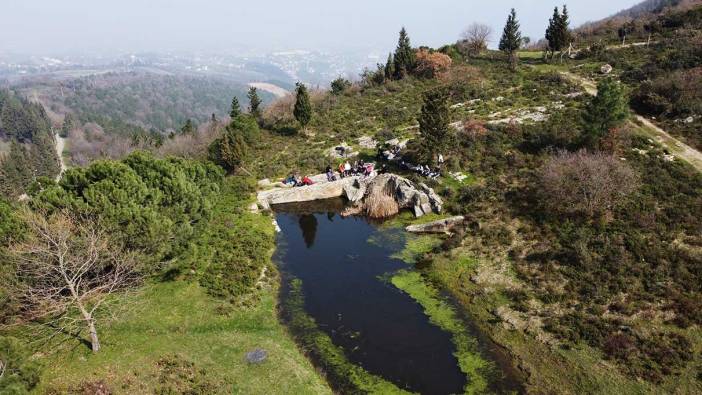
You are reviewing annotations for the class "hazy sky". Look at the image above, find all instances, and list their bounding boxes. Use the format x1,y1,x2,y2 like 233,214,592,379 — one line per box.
2,0,642,55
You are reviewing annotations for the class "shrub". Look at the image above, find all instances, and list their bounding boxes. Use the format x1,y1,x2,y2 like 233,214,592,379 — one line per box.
31,152,222,265
539,150,640,218
330,78,352,95
414,49,452,79
0,336,41,393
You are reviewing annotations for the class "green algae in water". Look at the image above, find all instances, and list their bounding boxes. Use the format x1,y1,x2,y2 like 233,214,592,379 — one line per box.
391,234,443,264
282,278,412,395
391,270,494,394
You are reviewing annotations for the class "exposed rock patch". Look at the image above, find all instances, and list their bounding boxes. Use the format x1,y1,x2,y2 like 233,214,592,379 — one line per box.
406,216,465,234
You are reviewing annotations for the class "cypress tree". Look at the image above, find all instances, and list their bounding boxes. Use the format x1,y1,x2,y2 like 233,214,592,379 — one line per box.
247,87,262,119
418,88,453,165
384,52,395,80
230,96,241,119
293,82,312,130
499,8,522,71
393,27,416,79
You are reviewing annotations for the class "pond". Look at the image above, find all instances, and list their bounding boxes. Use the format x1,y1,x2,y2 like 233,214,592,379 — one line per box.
273,200,521,394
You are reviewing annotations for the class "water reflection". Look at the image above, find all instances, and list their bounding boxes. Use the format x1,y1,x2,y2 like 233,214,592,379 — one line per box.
298,214,318,248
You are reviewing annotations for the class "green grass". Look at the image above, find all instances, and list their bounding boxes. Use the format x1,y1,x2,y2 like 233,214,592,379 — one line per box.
34,281,331,394
391,270,492,394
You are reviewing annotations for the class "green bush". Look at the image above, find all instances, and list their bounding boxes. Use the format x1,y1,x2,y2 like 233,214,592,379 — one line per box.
0,336,41,394
32,151,222,265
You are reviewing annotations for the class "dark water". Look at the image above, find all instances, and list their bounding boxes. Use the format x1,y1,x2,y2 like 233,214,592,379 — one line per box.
274,202,467,394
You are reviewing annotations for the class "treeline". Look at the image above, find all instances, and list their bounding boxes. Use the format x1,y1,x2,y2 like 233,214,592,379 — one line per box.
0,90,59,198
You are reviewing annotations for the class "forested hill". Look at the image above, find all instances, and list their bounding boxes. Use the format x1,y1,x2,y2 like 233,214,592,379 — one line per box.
16,72,274,135
0,90,59,197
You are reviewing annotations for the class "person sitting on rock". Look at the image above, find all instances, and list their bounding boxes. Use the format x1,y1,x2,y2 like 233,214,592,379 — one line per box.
301,175,314,186
284,174,296,186
325,166,337,182
338,163,346,178
344,161,352,177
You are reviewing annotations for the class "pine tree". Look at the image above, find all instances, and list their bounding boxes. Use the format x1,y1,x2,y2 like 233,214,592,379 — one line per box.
418,88,453,165
247,87,262,119
209,129,248,172
230,96,241,119
60,114,75,137
211,113,217,124
545,7,561,59
181,119,195,135
293,82,312,130
499,8,522,71
393,27,416,79
557,5,572,61
384,53,395,80
582,78,629,148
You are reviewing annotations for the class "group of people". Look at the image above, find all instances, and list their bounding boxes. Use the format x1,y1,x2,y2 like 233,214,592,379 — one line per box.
400,161,442,179
284,173,315,187
337,160,375,178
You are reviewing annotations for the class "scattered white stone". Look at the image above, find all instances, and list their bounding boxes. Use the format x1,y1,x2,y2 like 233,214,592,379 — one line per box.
632,148,648,155
563,92,583,99
272,219,281,233
493,96,504,102
358,135,378,149
662,154,675,162
684,116,694,124
450,102,465,109
600,64,613,74
467,98,482,105
449,171,468,182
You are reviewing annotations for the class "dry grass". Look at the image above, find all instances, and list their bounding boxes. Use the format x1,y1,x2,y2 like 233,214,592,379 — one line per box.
364,181,399,218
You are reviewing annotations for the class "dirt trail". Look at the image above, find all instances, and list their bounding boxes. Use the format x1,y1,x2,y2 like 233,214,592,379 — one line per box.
560,71,702,173
55,132,67,181
248,82,290,98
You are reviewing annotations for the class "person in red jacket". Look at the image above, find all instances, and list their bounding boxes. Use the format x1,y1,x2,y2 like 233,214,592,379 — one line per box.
301,175,314,186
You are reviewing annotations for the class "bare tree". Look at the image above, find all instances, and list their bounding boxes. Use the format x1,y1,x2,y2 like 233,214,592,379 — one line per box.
458,23,493,57
539,150,639,218
6,209,140,352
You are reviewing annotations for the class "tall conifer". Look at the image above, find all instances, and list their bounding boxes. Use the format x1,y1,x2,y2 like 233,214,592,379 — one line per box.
499,9,522,71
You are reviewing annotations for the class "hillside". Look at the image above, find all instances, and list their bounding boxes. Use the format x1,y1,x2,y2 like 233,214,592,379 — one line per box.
0,89,59,197
14,72,274,135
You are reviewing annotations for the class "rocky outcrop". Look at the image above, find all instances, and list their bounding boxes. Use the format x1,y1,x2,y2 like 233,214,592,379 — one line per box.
257,176,358,210
257,173,442,218
347,173,443,218
405,216,465,234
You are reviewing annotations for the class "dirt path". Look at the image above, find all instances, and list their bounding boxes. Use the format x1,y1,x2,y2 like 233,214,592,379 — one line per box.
55,131,67,181
248,82,290,98
560,71,702,173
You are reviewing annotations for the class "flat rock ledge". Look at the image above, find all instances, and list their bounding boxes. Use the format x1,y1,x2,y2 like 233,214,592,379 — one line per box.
405,216,465,234
257,173,442,218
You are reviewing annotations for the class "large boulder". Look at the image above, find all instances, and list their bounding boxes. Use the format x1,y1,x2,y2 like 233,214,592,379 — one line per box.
257,173,442,218
257,176,358,210
353,174,442,218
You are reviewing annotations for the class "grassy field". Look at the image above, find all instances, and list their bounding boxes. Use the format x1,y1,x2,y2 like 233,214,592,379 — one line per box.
34,281,331,394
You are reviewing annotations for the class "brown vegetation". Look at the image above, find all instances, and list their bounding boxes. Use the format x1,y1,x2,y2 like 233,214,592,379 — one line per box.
415,50,453,79
539,150,640,218
363,181,399,218
5,209,140,352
